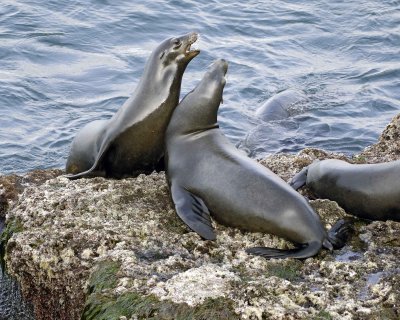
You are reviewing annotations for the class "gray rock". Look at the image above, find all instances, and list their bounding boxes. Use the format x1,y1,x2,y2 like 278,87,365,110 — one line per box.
1,115,400,319
0,170,61,320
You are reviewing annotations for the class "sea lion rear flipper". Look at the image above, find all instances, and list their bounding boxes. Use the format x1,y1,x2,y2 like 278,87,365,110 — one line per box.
289,166,309,190
65,139,111,180
327,218,354,249
246,241,321,259
170,184,216,240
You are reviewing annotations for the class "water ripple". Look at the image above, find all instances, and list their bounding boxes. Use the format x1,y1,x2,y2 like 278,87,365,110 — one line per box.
0,0,399,174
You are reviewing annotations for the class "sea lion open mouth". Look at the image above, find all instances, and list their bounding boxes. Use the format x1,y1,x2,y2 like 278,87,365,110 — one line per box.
184,32,200,59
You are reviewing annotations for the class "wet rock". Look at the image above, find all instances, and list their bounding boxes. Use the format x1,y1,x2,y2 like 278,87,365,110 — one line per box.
2,115,400,319
0,169,61,320
2,171,399,320
358,113,400,163
0,169,62,218
309,199,351,228
0,269,34,320
258,148,349,183
0,175,24,219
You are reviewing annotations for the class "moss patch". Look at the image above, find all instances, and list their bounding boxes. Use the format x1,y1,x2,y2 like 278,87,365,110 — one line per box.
266,261,302,281
87,260,121,294
313,310,333,320
83,260,238,320
83,292,238,320
0,218,23,272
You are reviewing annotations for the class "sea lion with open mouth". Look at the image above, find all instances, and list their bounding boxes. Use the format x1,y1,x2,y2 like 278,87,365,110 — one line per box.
66,32,200,179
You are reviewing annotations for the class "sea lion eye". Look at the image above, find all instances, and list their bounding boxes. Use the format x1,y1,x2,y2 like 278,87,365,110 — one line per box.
160,51,165,59
172,38,181,48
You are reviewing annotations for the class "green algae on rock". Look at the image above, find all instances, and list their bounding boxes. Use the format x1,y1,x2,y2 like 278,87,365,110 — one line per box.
83,291,238,320
83,261,238,320
4,171,399,320
2,114,400,319
0,170,62,320
0,218,24,272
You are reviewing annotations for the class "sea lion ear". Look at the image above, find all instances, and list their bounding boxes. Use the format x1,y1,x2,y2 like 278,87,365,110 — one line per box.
159,51,166,59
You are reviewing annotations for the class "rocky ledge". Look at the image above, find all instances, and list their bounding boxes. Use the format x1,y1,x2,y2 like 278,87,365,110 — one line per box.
1,115,400,320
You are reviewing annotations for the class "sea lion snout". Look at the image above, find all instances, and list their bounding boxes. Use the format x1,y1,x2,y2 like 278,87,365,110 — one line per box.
207,59,228,82
178,32,200,61
218,58,228,74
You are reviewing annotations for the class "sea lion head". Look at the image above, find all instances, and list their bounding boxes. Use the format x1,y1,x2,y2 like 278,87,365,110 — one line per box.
139,32,200,98
166,59,228,135
147,32,200,74
157,32,200,66
197,58,228,100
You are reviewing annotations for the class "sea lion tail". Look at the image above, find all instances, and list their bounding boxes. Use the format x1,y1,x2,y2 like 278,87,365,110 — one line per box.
246,241,322,259
326,218,354,250
289,166,309,190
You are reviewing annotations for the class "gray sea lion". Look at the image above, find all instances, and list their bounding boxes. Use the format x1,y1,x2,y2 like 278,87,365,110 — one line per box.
236,88,307,156
66,32,200,179
255,88,307,121
290,159,400,221
165,59,350,259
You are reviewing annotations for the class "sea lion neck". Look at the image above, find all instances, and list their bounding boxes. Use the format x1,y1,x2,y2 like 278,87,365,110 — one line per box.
167,62,227,136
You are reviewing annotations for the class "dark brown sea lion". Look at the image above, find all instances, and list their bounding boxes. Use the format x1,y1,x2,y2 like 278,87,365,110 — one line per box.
66,32,200,179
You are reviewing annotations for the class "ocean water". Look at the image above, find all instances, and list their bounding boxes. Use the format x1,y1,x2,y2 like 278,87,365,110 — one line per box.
0,0,399,175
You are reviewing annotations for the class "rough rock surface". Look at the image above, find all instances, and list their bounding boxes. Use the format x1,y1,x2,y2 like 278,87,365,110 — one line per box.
0,169,62,320
0,169,63,219
359,113,400,163
1,115,400,320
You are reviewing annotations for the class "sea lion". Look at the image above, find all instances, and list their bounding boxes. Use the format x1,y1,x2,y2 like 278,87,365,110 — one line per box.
165,59,350,259
290,159,400,221
255,88,307,121
236,89,307,157
66,32,200,179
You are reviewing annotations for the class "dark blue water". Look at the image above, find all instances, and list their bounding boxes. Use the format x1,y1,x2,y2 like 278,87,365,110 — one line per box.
1,0,399,175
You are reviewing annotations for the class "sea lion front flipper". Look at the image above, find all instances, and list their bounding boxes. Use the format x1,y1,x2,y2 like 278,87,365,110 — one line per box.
246,241,322,259
170,183,216,241
289,166,309,190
